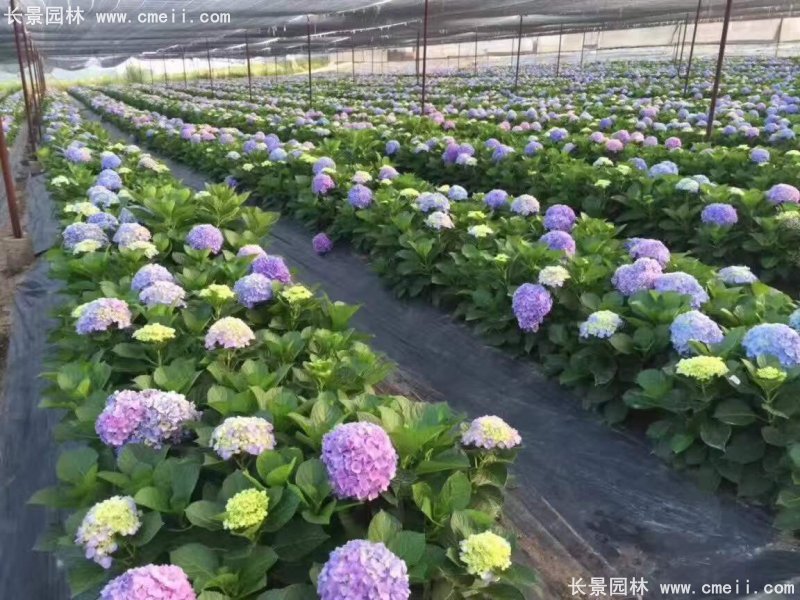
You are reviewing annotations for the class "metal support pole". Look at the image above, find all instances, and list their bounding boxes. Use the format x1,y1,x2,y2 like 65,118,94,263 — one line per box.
206,39,214,92
245,31,253,102
22,28,40,141
336,50,340,75
306,17,313,108
274,55,278,82
351,45,356,83
683,0,702,95
420,0,429,114
677,15,689,74
776,17,784,57
10,0,34,151
474,31,478,75
706,0,733,141
371,47,375,74
672,23,681,64
182,51,188,88
415,33,420,84
579,32,586,68
0,122,23,239
555,24,563,77
163,55,168,85
514,15,524,92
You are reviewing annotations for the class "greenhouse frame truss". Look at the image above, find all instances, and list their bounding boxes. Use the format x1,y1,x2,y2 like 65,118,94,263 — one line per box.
0,0,795,243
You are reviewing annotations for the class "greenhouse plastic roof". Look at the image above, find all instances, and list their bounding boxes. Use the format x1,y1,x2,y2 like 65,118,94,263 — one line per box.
2,0,799,68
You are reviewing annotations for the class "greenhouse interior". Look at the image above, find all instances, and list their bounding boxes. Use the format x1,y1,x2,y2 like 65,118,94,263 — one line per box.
4,0,800,599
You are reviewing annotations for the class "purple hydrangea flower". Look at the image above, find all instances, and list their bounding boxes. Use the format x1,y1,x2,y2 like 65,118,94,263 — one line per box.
251,254,292,284
492,144,514,161
511,283,553,333
750,147,770,164
113,223,151,248
204,317,255,350
131,264,174,292
385,140,401,155
96,389,200,449
379,165,399,180
742,323,800,368
543,204,577,231
211,416,275,459
524,140,543,155
321,422,398,501
448,185,468,201
649,161,679,178
417,192,450,213
186,224,224,254
664,137,682,150
549,128,568,142
670,310,724,355
139,281,186,308
318,540,410,600
87,186,119,209
75,298,132,335
539,230,576,256
87,212,119,232
63,223,109,251
766,183,800,205
312,173,336,196
313,157,336,174
482,189,508,210
629,157,648,171
96,169,123,191
701,203,738,227
605,139,624,153
224,176,238,188
100,564,196,600
510,194,540,216
348,184,373,209
233,273,274,308
627,238,670,267
612,258,663,296
312,233,334,255
64,143,92,163
653,272,709,308
100,152,122,170
718,265,758,285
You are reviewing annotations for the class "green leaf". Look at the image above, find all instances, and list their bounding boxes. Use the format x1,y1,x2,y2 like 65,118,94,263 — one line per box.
198,593,231,600
185,501,224,530
700,419,731,451
256,584,316,600
56,447,98,484
439,471,472,512
273,520,329,561
367,510,401,544
170,543,219,588
130,511,163,546
387,531,425,566
294,459,331,506
266,459,296,487
415,449,470,474
714,398,757,426
134,486,171,512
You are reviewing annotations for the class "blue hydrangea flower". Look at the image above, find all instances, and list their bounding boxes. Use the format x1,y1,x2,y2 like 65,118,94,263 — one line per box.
100,152,122,170
510,194,540,216
63,223,109,251
788,309,800,332
484,189,509,210
512,283,553,333
649,161,679,178
670,310,724,355
416,192,450,213
627,238,670,267
347,184,373,209
717,266,757,285
653,272,709,308
448,185,468,201
701,203,738,227
612,258,662,296
742,323,800,368
186,224,223,254
750,147,770,164
233,273,274,308
251,254,292,284
96,169,123,191
539,231,576,256
385,140,400,155
543,204,576,231
87,212,119,232
131,264,174,292
87,186,119,209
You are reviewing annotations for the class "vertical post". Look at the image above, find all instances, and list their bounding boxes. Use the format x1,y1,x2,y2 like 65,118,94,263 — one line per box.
555,24,563,77
0,122,23,239
163,55,168,85
776,17,784,57
672,23,681,64
415,33,420,84
36,51,46,96
245,31,253,102
306,16,313,108
336,50,340,75
11,0,34,151
474,31,479,75
351,44,356,83
706,0,733,140
580,31,586,68
274,55,278,82
420,0,430,114
684,0,702,95
371,47,375,74
206,39,214,92
149,62,154,85
22,28,40,141
182,50,188,88
457,43,461,71
514,15,524,92
677,15,689,74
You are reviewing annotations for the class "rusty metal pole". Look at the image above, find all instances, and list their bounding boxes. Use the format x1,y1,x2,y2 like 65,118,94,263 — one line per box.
706,0,733,141
0,121,23,239
420,0,429,114
677,15,689,75
371,47,375,74
182,50,188,88
352,44,356,83
555,24,563,77
306,16,313,108
22,28,40,142
163,55,168,86
206,39,214,92
415,33,420,84
776,17,784,57
11,0,34,151
245,31,253,102
683,0,702,96
579,31,586,68
474,31,478,75
514,15,524,93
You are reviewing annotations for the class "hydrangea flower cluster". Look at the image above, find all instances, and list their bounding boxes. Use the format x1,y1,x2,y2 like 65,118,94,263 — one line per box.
87,212,119,231
718,265,758,285
75,496,141,568
186,224,224,254
233,273,274,308
539,231,576,256
237,244,266,259
627,238,670,266
417,192,450,213
75,298,132,335
132,323,176,343
131,264,174,292
204,317,255,350
318,540,410,600
742,323,800,368
312,232,334,255
96,389,200,449
96,169,123,191
312,173,336,195
670,310,725,355
348,184,373,209
251,254,292,284
223,489,269,531
88,185,119,208
612,258,662,296
766,183,800,205
448,185,468,201
543,204,577,231
510,194,540,216
426,211,454,230
461,416,521,449
63,222,109,251
321,422,398,501
139,280,187,308
580,310,624,339
789,309,800,332
653,272,709,308
701,203,738,227
459,531,512,581
675,356,729,381
484,189,509,210
538,265,570,288
211,416,275,459
511,283,553,332
100,565,196,600
113,223,151,248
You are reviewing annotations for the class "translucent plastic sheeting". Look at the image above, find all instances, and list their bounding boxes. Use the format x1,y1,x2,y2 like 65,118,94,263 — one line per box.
1,0,799,70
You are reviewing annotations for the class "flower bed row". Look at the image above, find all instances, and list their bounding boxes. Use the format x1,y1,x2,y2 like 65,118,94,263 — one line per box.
33,93,534,600
71,84,800,532
1,90,25,146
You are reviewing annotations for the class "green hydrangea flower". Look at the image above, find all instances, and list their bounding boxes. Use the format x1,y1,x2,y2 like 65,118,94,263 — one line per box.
223,489,269,531
459,531,512,581
132,323,176,343
755,366,787,382
675,356,729,381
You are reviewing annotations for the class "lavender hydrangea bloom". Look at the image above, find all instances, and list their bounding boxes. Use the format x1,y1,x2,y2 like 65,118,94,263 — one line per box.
718,265,758,285
75,298,132,334
511,283,553,333
318,540,410,600
233,273,274,308
211,416,275,459
113,223,151,248
186,224,224,254
670,310,724,355
417,192,450,213
100,564,196,600
88,186,119,208
492,144,514,161
312,157,336,174
321,422,398,501
664,137,682,150
119,207,137,224
766,183,800,205
100,152,122,170
251,254,292,284
312,232,334,255
612,258,663,296
539,231,576,256
131,264,174,292
510,194,540,216
742,324,800,368
64,143,92,163
385,140,401,155
96,169,123,191
237,244,266,259
788,309,800,332
312,173,336,196
462,415,521,449
379,165,399,180
524,140,543,155
649,161,679,178
448,185,468,201
653,272,709,308
629,157,648,171
139,281,187,308
348,184,373,209
605,139,624,153
701,203,738,227
627,238,670,266
750,148,770,164
204,317,255,350
269,147,288,162
63,223,109,251
95,389,200,449
543,204,576,231
87,212,119,232
484,189,509,210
